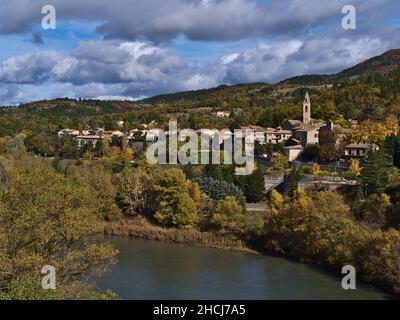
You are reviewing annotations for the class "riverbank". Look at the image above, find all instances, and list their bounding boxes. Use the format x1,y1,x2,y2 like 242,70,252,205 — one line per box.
103,217,258,254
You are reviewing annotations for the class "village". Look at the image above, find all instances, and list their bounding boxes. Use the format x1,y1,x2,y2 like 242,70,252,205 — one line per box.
57,92,375,191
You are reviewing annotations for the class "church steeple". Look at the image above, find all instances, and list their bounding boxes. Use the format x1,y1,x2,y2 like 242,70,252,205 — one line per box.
303,91,311,125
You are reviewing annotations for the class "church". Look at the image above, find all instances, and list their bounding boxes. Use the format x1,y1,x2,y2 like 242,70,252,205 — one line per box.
282,92,324,146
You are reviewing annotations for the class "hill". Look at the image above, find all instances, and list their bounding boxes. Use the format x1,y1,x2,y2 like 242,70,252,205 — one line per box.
281,49,400,85
0,98,146,117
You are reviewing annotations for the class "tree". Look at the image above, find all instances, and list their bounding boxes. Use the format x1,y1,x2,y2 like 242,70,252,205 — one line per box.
67,163,122,221
350,117,399,146
302,144,320,162
361,149,392,196
194,177,246,205
319,130,338,162
353,193,391,228
153,168,198,229
172,193,198,228
0,160,117,299
211,196,244,233
56,136,79,159
311,162,320,175
271,153,288,172
287,168,301,198
241,164,265,203
117,167,155,217
349,159,361,176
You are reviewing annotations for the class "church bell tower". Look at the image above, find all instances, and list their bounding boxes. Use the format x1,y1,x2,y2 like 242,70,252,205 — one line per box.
303,91,311,125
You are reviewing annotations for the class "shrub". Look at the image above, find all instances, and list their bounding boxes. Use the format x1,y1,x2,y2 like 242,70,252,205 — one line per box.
343,171,357,181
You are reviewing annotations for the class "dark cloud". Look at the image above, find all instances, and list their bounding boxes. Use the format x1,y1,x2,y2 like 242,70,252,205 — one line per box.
0,0,396,42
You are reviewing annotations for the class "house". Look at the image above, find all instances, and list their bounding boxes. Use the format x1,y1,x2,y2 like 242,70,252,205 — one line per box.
293,125,321,146
58,128,80,137
75,135,102,148
284,145,304,162
146,129,164,142
213,111,230,118
241,126,266,144
319,120,350,146
111,131,124,138
265,128,292,144
281,119,303,131
344,144,378,158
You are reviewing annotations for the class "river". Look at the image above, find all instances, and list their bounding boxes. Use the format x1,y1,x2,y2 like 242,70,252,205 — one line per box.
96,237,392,300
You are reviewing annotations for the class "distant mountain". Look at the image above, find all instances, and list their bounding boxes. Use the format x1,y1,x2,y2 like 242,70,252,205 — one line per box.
281,49,400,85
1,98,144,116
336,49,400,79
141,83,272,104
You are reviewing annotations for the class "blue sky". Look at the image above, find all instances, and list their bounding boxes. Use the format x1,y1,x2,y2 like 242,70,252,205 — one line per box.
0,0,399,105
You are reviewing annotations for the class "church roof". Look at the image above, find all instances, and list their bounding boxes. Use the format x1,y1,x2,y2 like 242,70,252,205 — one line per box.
286,119,303,126
304,91,310,103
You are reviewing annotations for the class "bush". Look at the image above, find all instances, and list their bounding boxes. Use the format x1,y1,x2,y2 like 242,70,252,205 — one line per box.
265,189,400,295
302,165,312,174
343,171,357,181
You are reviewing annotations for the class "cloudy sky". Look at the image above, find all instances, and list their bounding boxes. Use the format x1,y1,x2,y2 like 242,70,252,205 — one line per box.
0,0,399,105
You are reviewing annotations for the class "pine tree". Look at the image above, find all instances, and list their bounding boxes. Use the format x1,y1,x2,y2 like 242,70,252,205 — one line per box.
361,149,392,196
245,165,265,203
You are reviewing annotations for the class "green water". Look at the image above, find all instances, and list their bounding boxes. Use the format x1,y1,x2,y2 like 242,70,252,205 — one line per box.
96,237,392,300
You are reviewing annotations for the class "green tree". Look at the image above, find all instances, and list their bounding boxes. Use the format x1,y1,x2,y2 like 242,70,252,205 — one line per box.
243,165,265,203
361,149,392,196
302,144,321,162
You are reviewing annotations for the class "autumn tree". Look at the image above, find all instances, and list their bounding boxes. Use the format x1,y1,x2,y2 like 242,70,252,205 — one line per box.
350,117,399,146
0,160,117,299
271,153,288,172
211,196,244,233
153,168,198,229
117,167,155,217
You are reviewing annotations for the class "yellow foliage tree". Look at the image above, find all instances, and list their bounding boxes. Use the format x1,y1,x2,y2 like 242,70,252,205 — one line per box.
83,151,94,161
349,159,361,176
312,162,320,175
350,117,399,145
122,147,134,161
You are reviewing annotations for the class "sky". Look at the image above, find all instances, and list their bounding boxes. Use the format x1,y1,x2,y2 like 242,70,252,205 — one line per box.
0,0,399,105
